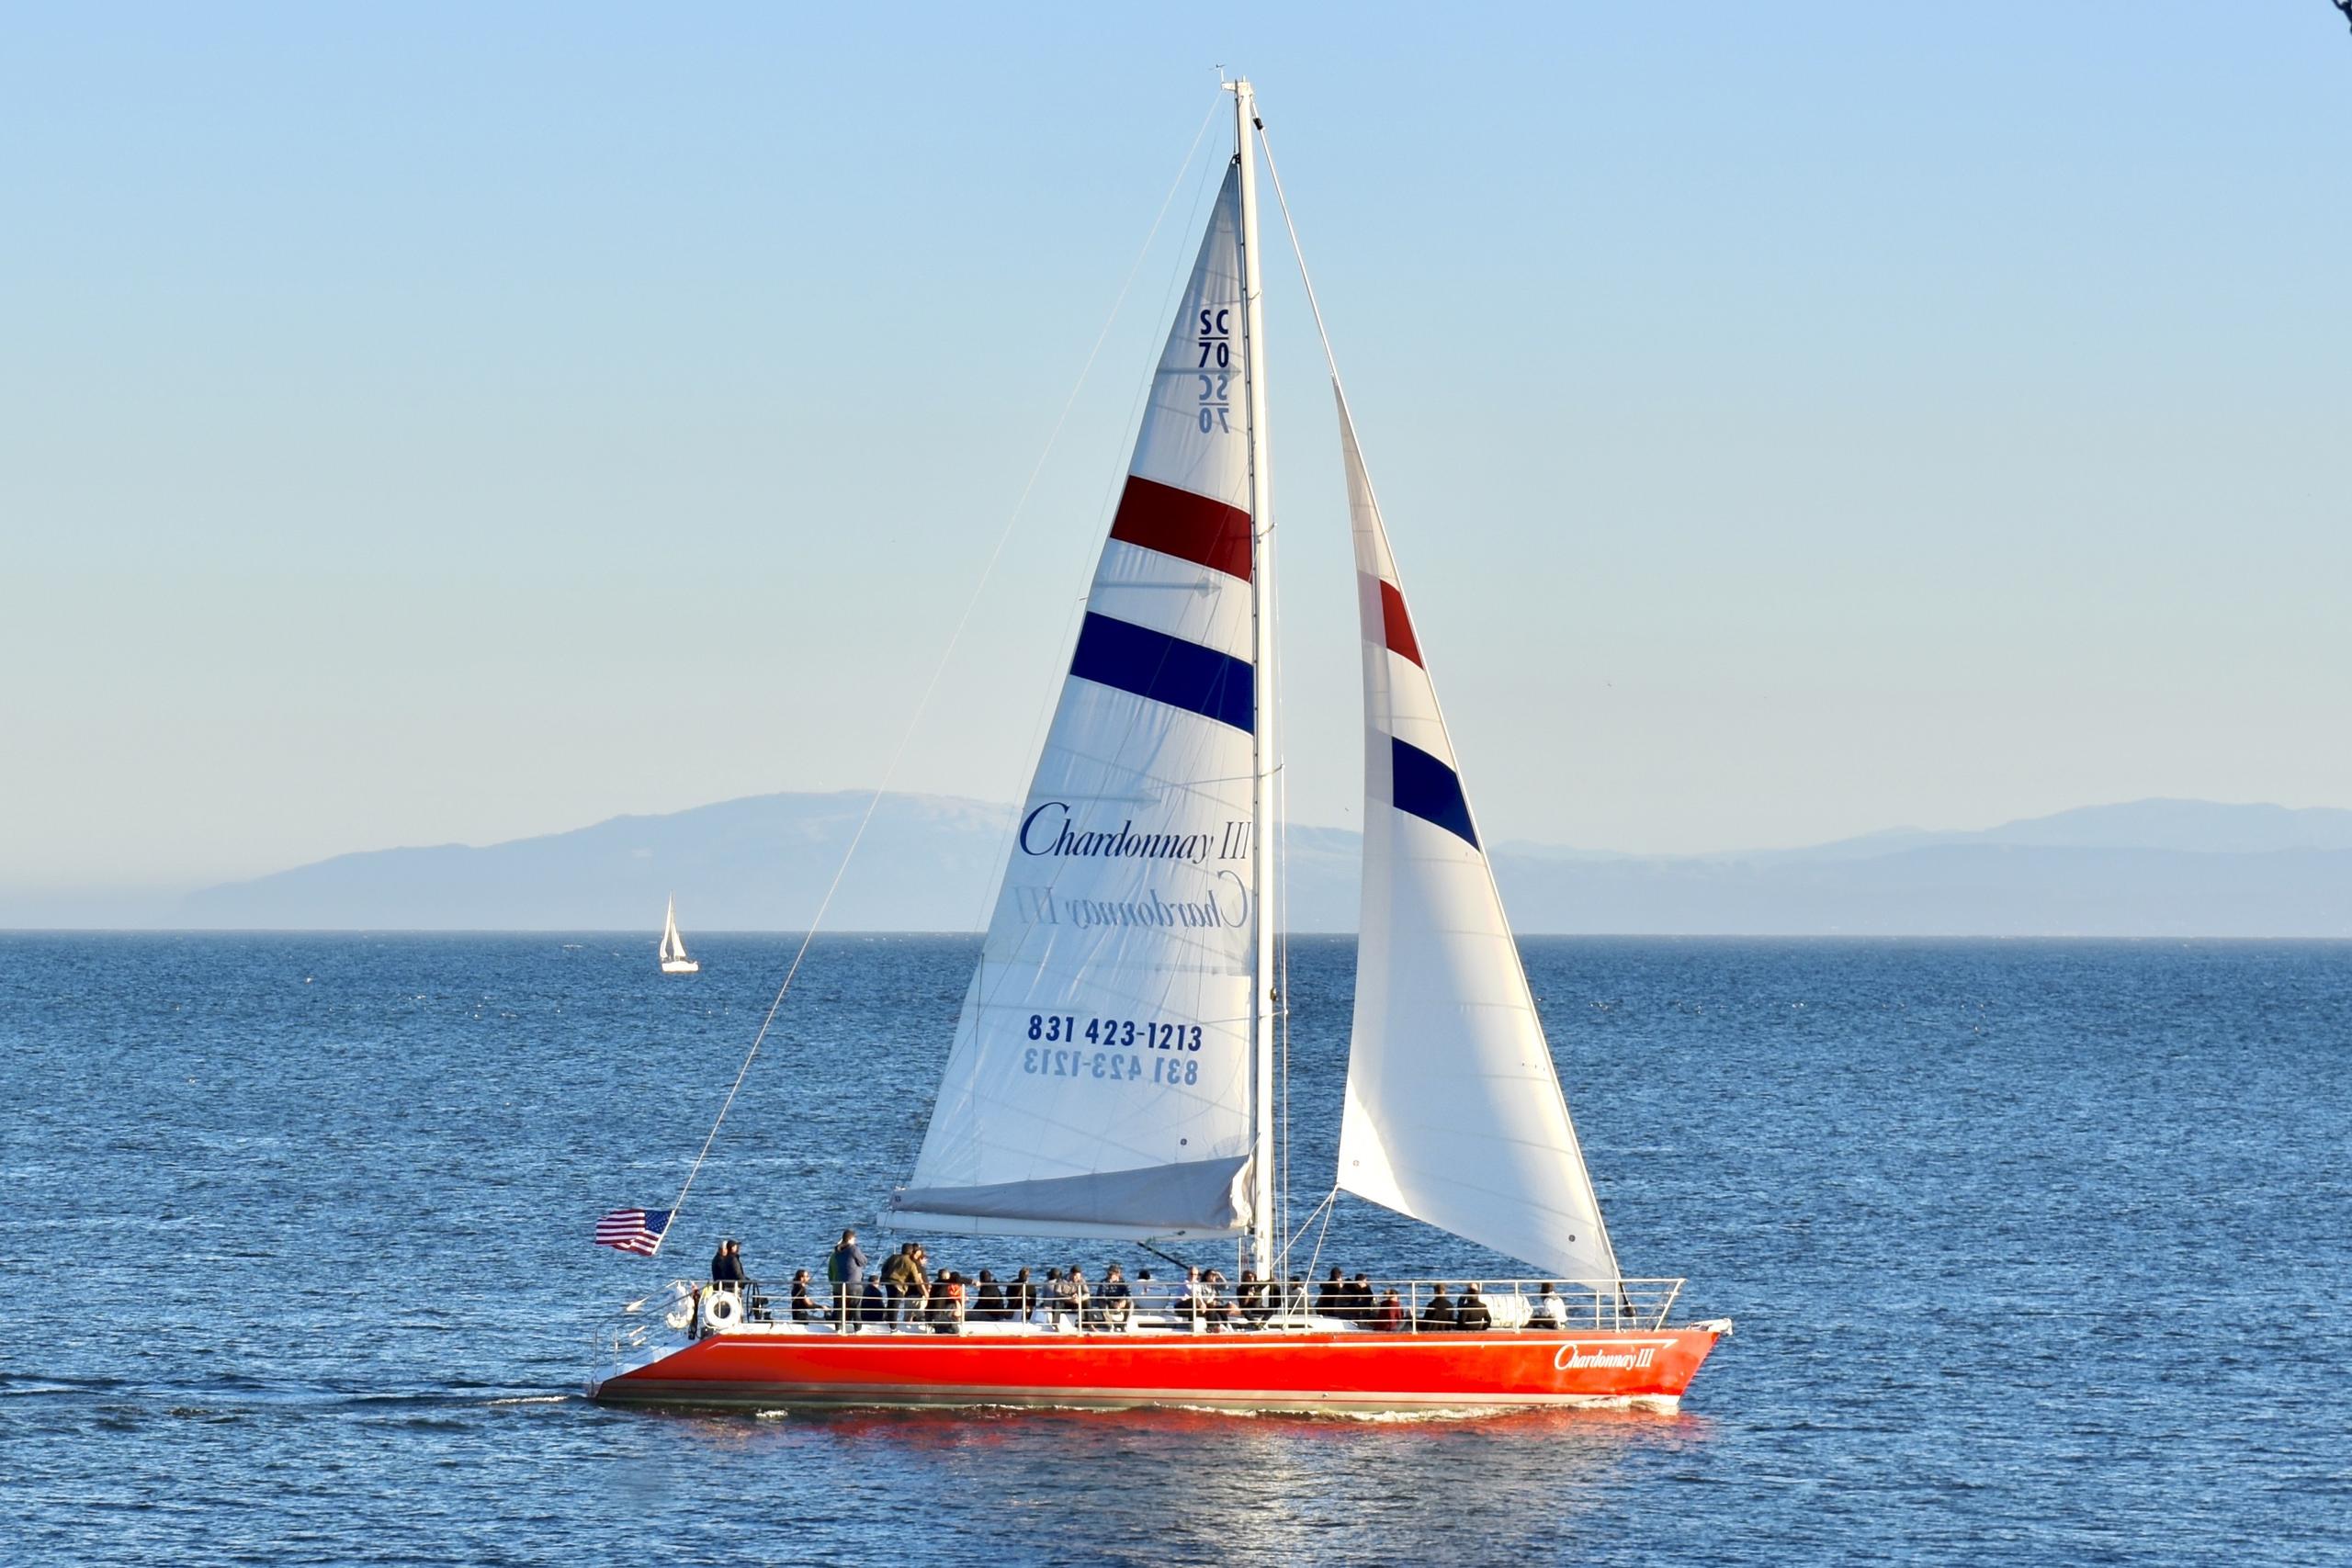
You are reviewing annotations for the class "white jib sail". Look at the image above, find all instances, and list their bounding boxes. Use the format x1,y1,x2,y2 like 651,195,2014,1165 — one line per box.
661,897,685,963
1334,395,1622,1286
891,164,1259,1240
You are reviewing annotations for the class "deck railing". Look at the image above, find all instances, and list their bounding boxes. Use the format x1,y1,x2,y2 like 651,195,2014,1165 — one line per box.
600,1274,1689,1364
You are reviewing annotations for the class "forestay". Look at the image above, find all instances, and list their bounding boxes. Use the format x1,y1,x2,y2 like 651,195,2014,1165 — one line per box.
890,164,1261,1240
1333,395,1622,1286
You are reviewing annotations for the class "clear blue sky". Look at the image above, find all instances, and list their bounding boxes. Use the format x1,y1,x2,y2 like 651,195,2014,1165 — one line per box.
5,2,2348,894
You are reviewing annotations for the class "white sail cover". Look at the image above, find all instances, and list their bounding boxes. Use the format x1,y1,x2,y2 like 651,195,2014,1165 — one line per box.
891,164,1260,1239
1335,395,1621,1285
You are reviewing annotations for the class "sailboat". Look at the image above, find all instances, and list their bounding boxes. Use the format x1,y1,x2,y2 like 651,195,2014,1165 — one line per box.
658,897,700,975
590,81,1727,1412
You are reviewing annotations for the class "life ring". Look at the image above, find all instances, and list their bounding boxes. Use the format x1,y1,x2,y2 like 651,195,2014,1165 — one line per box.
662,1285,698,1332
701,1290,743,1332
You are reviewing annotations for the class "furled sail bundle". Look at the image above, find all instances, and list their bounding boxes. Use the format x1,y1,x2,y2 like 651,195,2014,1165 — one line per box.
1333,395,1621,1287
890,164,1262,1239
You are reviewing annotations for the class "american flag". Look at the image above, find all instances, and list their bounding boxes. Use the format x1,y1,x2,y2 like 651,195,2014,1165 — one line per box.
594,1207,673,1257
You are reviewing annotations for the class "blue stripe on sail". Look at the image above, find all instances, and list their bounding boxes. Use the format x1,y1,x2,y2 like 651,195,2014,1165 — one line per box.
1069,612,1254,732
1391,738,1479,849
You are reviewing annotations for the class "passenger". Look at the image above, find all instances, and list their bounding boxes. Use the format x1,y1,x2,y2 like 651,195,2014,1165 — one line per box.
973,1269,1006,1323
1285,1274,1309,1315
710,1238,745,1287
859,1273,888,1326
1238,1269,1270,1325
882,1243,929,1325
1349,1273,1375,1321
1100,1264,1134,1331
919,1267,948,1330
826,1229,869,1330
1010,1265,1036,1322
1170,1266,1203,1328
908,1244,933,1325
789,1269,816,1324
1317,1266,1347,1319
1201,1269,1240,1332
934,1270,967,1333
1528,1281,1566,1329
1454,1282,1493,1332
1039,1268,1065,1326
1373,1288,1406,1332
1061,1266,1091,1330
1419,1283,1456,1332
1133,1269,1161,1319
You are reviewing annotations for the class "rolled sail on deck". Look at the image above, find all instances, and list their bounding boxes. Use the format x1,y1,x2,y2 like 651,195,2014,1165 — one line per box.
891,165,1259,1241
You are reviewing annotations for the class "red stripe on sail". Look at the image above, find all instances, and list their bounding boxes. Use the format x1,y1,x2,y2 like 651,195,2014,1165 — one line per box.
1109,475,1253,581
1379,580,1423,667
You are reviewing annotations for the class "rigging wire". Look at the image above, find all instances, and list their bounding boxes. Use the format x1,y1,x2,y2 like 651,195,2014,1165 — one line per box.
1252,123,1350,396
1257,115,1326,1274
658,98,1227,1243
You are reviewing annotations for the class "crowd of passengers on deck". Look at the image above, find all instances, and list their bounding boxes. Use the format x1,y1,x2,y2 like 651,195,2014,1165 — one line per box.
692,1231,1588,1335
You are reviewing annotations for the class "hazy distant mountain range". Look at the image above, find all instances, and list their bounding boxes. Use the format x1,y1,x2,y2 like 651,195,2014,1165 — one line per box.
141,794,2352,937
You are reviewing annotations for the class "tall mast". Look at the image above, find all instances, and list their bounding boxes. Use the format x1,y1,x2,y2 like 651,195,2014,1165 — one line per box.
1231,76,1277,1282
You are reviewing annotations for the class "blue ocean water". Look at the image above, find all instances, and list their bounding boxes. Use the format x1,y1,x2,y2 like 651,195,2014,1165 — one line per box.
4,933,2346,1565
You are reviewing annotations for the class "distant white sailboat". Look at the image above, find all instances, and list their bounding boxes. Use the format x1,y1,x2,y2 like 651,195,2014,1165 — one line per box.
659,897,700,975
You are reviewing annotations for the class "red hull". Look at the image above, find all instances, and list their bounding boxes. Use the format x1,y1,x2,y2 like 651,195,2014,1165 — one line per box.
591,1325,1723,1414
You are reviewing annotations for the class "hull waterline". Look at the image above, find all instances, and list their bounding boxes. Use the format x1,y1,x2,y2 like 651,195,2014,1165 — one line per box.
590,1325,1724,1415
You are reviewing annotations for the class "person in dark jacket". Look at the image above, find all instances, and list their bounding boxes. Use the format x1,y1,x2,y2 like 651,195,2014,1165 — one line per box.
1419,1283,1456,1332
1453,1282,1493,1332
826,1229,869,1330
930,1270,965,1333
1011,1266,1036,1322
711,1239,746,1284
1100,1264,1133,1331
973,1269,1006,1323
859,1273,888,1326
1317,1267,1347,1320
788,1269,817,1323
1348,1273,1375,1321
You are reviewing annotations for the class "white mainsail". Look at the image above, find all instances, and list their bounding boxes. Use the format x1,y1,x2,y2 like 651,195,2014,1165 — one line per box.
1333,396,1621,1287
661,897,688,964
891,162,1262,1240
